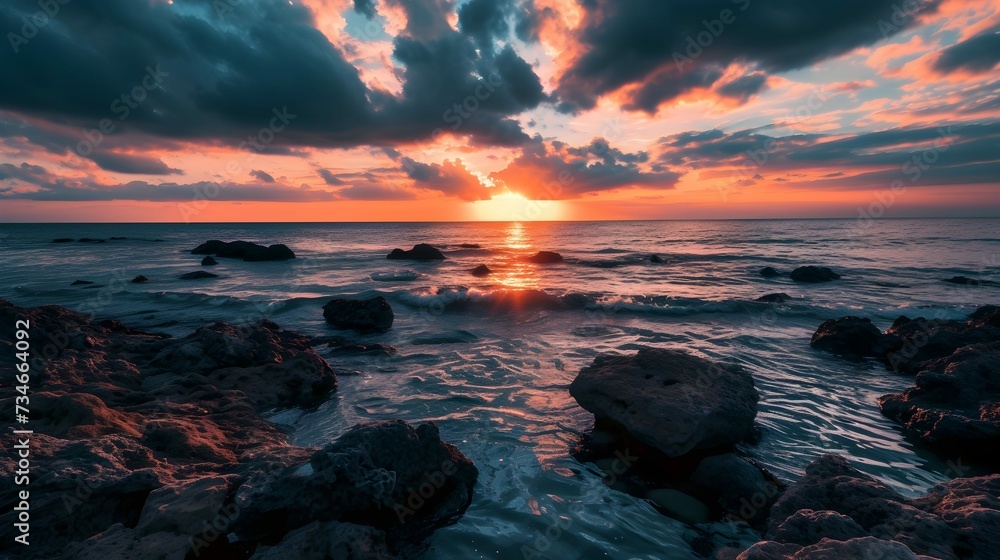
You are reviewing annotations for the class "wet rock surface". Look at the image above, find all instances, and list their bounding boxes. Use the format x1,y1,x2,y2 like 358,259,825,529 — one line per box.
0,299,475,559
811,306,1000,461
323,296,395,332
720,455,1000,560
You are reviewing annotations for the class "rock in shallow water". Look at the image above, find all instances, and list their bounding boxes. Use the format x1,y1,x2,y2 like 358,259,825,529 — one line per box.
192,239,296,261
569,347,759,457
756,293,792,303
790,266,841,283
471,264,492,276
386,243,445,260
179,270,218,280
323,296,394,332
201,255,218,266
810,316,890,358
759,267,780,278
527,250,563,263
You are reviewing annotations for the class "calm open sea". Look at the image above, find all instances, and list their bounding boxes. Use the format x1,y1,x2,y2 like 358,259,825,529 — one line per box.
2,219,999,559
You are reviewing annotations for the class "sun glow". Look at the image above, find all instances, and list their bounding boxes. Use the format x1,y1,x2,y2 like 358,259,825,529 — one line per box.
468,193,569,222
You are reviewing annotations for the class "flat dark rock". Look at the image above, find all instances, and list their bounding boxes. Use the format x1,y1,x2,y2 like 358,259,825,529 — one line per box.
387,243,446,260
191,240,295,261
71,280,95,286
790,266,841,283
528,251,563,264
78,238,106,243
756,293,793,303
179,271,218,280
52,238,74,243
944,275,1000,287
323,296,394,332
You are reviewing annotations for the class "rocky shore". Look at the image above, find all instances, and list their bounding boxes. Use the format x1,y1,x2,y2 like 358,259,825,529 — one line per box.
0,298,476,559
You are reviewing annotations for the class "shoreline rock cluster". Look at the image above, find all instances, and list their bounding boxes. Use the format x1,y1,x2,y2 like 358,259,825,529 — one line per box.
0,298,476,559
811,305,1000,462
569,348,782,527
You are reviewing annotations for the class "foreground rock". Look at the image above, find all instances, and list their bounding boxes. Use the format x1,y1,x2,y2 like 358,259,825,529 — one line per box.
386,244,445,260
528,251,563,264
811,306,1000,461
192,240,296,261
719,454,1000,560
0,299,474,559
790,266,841,283
570,349,777,527
323,296,394,332
571,348,759,457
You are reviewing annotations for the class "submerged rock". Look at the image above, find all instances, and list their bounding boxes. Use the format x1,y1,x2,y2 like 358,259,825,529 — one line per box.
944,276,1000,287
756,293,792,303
71,280,95,286
386,243,445,260
759,267,781,278
790,266,841,283
192,239,296,261
201,256,218,266
570,347,759,457
471,264,492,277
179,270,218,280
53,237,74,243
528,251,563,264
323,296,394,332
131,275,149,283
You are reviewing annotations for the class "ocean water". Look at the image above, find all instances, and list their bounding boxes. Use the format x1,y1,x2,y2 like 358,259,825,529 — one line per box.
2,219,999,559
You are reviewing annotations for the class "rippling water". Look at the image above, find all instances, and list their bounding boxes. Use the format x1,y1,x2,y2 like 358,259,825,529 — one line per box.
2,219,999,559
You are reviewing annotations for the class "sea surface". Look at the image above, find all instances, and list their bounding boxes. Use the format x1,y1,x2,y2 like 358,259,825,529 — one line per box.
2,219,999,559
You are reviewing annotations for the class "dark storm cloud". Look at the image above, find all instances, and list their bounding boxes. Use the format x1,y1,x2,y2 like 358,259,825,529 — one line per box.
716,72,769,103
249,169,276,183
556,0,942,113
492,137,681,198
318,169,345,185
0,162,335,201
932,25,1000,75
399,156,492,201
88,152,183,175
353,0,379,19
458,0,513,48
0,0,546,149
655,122,1000,187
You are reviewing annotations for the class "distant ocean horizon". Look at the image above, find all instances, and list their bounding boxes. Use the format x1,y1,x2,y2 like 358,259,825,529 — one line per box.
3,217,999,559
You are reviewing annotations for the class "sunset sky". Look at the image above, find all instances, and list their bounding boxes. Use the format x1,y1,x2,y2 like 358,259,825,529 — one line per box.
1,0,999,222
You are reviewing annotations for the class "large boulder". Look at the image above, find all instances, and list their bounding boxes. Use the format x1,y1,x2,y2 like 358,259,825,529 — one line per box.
386,244,445,260
790,266,841,283
810,317,889,358
234,420,478,545
691,454,781,524
569,348,759,457
323,297,394,332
